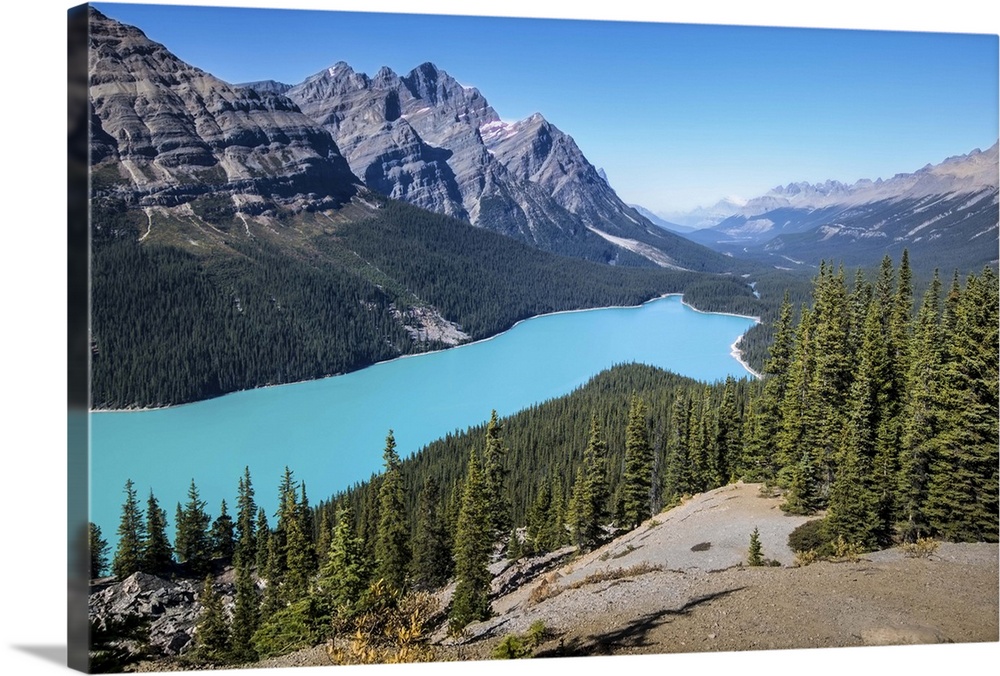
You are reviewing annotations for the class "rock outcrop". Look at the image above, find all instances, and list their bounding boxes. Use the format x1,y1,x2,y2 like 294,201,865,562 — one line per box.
88,572,234,657
87,6,359,213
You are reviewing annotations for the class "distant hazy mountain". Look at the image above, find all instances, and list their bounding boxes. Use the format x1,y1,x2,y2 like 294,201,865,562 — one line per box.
629,204,698,234
659,198,748,230
684,145,998,272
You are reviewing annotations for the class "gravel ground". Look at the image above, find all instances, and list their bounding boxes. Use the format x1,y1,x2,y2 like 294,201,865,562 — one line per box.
443,483,998,661
245,483,998,669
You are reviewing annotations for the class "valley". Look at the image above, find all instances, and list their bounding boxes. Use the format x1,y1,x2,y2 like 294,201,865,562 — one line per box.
75,5,998,674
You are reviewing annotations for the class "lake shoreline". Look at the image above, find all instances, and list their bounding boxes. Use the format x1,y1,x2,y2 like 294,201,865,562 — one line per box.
92,292,761,413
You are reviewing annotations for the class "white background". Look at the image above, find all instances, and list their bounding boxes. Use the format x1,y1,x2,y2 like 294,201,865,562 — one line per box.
1,1,997,675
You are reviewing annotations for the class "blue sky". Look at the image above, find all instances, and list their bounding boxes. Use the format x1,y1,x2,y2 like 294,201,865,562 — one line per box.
93,1,998,213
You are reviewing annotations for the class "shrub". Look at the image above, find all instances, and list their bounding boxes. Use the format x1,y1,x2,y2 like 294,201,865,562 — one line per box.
902,537,939,559
326,580,438,665
252,596,331,659
491,620,549,659
832,536,864,562
794,549,819,567
491,634,531,659
788,519,828,554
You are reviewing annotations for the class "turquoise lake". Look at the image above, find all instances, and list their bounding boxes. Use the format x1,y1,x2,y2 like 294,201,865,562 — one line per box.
90,295,756,542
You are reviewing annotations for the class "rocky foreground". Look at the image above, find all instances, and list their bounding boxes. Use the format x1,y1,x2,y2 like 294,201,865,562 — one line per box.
91,483,999,670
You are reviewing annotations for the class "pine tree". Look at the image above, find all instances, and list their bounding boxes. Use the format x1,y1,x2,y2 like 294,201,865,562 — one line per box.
254,507,270,572
317,505,369,611
782,448,820,515
281,490,312,602
375,430,409,592
747,527,764,566
235,467,257,567
450,449,493,632
775,306,815,482
229,550,260,663
210,500,236,562
621,395,653,529
89,522,110,579
569,415,609,551
482,410,512,541
807,263,853,497
194,576,231,664
409,477,452,590
175,479,212,577
925,269,999,541
112,479,145,579
142,491,173,576
826,296,893,548
897,273,943,541
664,392,694,500
315,508,333,569
714,376,740,485
526,482,552,555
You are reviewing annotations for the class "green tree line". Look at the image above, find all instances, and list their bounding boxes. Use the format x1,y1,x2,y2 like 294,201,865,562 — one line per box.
95,252,997,668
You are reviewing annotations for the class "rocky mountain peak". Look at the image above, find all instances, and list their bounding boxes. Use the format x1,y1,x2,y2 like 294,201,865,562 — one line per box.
88,9,359,212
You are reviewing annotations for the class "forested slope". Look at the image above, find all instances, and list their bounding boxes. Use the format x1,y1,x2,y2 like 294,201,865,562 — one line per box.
91,193,762,408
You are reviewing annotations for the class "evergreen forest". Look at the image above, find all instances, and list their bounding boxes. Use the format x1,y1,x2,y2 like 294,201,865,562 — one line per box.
90,195,771,408
93,253,999,669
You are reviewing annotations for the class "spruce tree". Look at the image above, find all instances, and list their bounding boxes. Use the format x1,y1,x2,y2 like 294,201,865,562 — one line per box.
482,410,512,541
194,576,231,664
747,527,764,566
112,479,145,579
318,505,369,611
621,395,653,529
450,449,493,632
664,392,694,500
281,490,312,602
175,479,212,577
714,376,739,485
775,305,814,483
782,449,820,515
229,557,260,663
143,491,173,576
807,263,853,496
210,500,236,562
925,269,999,541
897,273,943,541
569,415,609,551
375,430,410,592
89,522,110,579
526,482,552,555
254,507,270,572
409,477,452,590
235,467,257,567
545,477,568,549
315,508,333,569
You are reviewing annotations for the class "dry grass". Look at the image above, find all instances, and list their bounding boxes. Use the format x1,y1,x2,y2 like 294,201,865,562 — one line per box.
527,563,663,607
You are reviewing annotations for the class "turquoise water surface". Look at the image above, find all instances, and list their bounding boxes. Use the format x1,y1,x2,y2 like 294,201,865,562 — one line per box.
90,295,755,543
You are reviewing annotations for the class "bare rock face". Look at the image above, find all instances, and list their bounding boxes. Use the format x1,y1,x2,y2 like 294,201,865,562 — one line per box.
281,60,720,268
87,7,359,213
88,572,226,657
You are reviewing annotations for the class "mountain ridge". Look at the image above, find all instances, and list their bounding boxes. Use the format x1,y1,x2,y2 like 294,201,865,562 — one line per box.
682,143,998,271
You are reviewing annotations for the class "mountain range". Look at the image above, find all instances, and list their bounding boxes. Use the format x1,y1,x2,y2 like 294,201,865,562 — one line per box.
240,62,726,270
677,144,999,271
84,7,749,407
